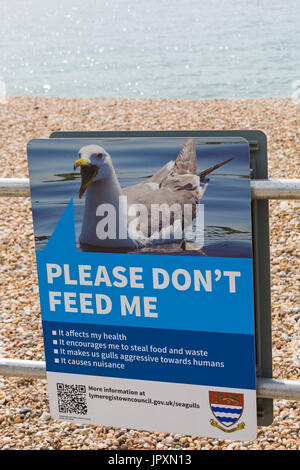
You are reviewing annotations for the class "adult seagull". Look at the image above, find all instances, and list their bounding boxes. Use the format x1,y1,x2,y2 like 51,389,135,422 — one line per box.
74,139,234,250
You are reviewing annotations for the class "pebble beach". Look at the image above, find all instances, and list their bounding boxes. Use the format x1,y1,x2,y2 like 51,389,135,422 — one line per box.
0,96,299,450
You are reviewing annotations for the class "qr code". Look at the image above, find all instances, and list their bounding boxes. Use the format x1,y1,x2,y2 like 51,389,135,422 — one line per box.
56,383,88,415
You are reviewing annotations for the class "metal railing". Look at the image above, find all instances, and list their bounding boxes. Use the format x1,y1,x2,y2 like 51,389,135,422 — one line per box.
0,176,299,401
0,357,299,400
1,177,300,199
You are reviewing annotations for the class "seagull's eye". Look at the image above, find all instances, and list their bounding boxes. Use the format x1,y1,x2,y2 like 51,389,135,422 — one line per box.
97,153,103,159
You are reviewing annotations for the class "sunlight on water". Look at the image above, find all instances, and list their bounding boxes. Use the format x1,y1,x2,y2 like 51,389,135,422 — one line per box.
1,0,299,98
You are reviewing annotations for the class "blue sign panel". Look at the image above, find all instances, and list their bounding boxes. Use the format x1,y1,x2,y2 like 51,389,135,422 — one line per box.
27,136,257,440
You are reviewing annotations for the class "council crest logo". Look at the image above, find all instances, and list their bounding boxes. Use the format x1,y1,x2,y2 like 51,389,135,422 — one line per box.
209,391,245,433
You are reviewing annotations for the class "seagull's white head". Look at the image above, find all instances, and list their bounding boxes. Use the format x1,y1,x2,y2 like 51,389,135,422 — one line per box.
74,144,113,198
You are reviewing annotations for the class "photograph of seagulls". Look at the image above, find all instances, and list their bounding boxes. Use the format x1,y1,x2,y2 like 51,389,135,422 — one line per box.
27,136,252,258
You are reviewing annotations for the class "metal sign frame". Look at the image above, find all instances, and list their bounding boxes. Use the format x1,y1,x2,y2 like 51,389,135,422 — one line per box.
50,129,273,426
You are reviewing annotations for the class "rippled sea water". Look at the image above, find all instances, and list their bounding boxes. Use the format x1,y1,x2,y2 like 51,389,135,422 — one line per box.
1,0,300,98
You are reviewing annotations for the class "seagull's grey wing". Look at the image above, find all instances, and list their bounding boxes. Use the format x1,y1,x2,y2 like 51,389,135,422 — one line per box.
122,137,196,199
161,173,201,193
172,138,197,175
122,160,175,202
126,181,204,238
126,174,204,213
123,181,160,204
147,160,175,184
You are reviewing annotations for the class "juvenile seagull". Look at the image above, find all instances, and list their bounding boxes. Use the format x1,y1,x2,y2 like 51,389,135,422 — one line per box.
74,139,234,250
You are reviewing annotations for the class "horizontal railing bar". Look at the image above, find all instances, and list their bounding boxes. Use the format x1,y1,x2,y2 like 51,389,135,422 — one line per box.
0,357,299,400
0,178,30,197
251,179,300,200
0,178,300,200
0,357,46,379
256,377,300,401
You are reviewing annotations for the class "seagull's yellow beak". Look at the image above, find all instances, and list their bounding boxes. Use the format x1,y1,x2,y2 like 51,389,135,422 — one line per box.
74,158,88,171
74,158,99,199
